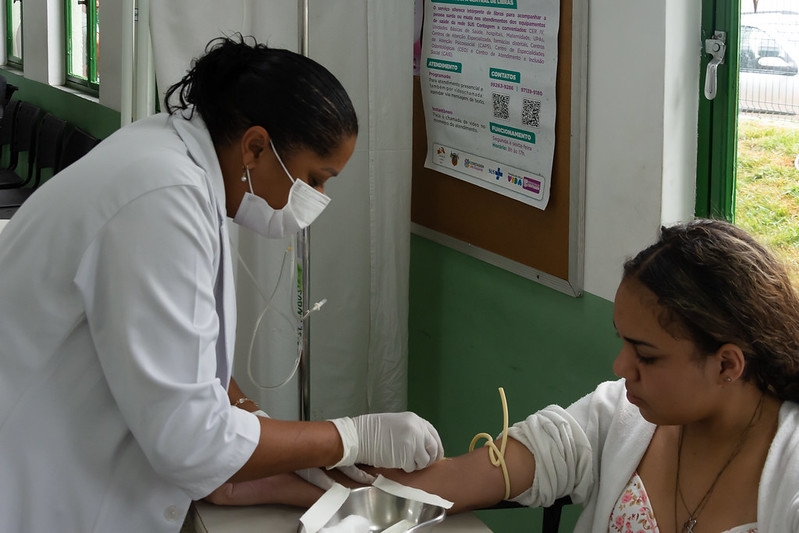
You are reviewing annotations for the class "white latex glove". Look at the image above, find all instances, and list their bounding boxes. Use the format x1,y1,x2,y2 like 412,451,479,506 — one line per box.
329,412,444,472
295,467,336,491
336,465,377,485
295,465,376,491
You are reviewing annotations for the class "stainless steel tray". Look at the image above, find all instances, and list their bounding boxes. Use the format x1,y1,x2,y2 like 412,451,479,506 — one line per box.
297,486,446,532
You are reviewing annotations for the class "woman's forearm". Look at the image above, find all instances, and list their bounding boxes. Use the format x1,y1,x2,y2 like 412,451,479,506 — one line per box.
366,437,536,514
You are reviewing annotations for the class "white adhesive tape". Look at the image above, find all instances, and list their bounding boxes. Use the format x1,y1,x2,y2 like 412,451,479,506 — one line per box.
299,483,351,533
373,475,454,510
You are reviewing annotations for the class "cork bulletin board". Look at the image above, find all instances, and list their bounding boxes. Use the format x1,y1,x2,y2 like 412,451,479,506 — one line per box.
411,0,587,296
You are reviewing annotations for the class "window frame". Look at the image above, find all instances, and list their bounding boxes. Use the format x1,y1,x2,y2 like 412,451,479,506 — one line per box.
65,0,99,95
5,0,23,68
695,0,741,221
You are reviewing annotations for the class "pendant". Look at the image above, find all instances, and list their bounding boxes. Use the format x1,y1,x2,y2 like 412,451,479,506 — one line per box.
683,518,697,533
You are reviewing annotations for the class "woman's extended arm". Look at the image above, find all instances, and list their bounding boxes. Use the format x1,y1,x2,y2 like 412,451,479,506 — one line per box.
366,437,537,514
205,437,536,512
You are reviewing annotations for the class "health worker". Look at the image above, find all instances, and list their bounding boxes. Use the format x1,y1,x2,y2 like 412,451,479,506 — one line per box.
0,35,443,533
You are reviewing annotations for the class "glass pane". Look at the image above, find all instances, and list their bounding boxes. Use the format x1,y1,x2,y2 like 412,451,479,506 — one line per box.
93,0,99,84
68,0,88,80
9,0,22,60
738,11,799,115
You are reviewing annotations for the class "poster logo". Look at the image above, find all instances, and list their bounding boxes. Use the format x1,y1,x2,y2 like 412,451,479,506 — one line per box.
523,177,541,194
431,143,544,203
507,172,541,194
464,159,484,172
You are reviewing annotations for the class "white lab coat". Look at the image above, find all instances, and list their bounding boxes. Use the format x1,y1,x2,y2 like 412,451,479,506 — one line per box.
0,112,261,532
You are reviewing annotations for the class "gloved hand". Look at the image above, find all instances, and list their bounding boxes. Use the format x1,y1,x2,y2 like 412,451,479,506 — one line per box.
295,467,336,491
329,412,444,472
295,465,376,491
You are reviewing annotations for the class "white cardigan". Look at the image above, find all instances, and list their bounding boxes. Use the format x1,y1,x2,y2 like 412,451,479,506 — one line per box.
506,379,799,532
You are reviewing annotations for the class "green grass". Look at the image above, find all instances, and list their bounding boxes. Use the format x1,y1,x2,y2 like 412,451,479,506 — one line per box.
735,115,799,285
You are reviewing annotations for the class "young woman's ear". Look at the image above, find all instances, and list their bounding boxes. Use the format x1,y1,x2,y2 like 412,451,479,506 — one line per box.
715,343,746,384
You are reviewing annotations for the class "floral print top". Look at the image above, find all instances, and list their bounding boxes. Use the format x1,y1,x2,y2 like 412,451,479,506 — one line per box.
609,472,758,533
609,472,658,532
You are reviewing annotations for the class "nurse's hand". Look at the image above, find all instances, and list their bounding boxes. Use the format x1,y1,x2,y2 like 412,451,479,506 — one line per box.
329,412,444,472
296,465,376,490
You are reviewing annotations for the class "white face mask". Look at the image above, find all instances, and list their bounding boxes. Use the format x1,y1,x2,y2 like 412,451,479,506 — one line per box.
233,140,331,239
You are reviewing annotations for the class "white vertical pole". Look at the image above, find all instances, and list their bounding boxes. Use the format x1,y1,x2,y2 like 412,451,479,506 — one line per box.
298,0,311,422
120,0,135,125
133,0,155,120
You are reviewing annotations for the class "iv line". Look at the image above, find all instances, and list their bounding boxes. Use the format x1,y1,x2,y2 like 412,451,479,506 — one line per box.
234,236,326,391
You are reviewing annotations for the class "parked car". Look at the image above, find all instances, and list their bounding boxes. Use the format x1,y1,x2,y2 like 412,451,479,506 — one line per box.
738,12,799,115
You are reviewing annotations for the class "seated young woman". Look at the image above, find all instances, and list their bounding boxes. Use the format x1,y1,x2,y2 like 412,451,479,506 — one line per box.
208,219,799,533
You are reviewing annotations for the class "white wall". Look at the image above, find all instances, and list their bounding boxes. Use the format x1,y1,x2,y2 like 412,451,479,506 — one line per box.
583,0,701,301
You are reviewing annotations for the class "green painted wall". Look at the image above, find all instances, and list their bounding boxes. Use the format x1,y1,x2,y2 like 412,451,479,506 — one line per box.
407,235,622,532
1,69,120,140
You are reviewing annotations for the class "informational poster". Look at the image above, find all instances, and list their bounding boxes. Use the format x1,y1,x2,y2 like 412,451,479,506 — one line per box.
420,0,560,209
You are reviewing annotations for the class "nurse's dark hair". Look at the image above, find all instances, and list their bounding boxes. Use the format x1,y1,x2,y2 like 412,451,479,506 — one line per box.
623,218,799,403
164,34,358,156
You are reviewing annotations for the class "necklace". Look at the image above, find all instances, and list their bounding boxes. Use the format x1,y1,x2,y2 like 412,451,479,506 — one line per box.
673,393,764,533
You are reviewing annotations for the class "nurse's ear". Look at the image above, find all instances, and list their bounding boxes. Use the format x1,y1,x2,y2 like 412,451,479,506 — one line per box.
240,126,268,168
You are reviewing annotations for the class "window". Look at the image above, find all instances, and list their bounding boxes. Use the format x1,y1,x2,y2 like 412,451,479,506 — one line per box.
65,0,99,93
5,0,22,67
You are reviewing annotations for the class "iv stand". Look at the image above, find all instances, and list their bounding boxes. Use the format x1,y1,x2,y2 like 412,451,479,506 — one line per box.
298,0,311,423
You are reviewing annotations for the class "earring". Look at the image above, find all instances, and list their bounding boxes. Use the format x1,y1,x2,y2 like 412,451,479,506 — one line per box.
725,377,732,382
241,167,248,182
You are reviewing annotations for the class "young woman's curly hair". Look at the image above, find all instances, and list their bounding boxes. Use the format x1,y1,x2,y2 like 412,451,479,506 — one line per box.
624,219,799,403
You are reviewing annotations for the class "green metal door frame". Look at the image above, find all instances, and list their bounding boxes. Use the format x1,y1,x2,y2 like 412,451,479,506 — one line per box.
695,0,741,221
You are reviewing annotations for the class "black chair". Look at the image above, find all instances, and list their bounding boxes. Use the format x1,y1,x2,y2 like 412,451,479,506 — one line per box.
0,112,67,209
0,98,20,170
31,113,67,185
57,126,100,172
0,100,42,189
0,75,18,120
542,496,571,533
